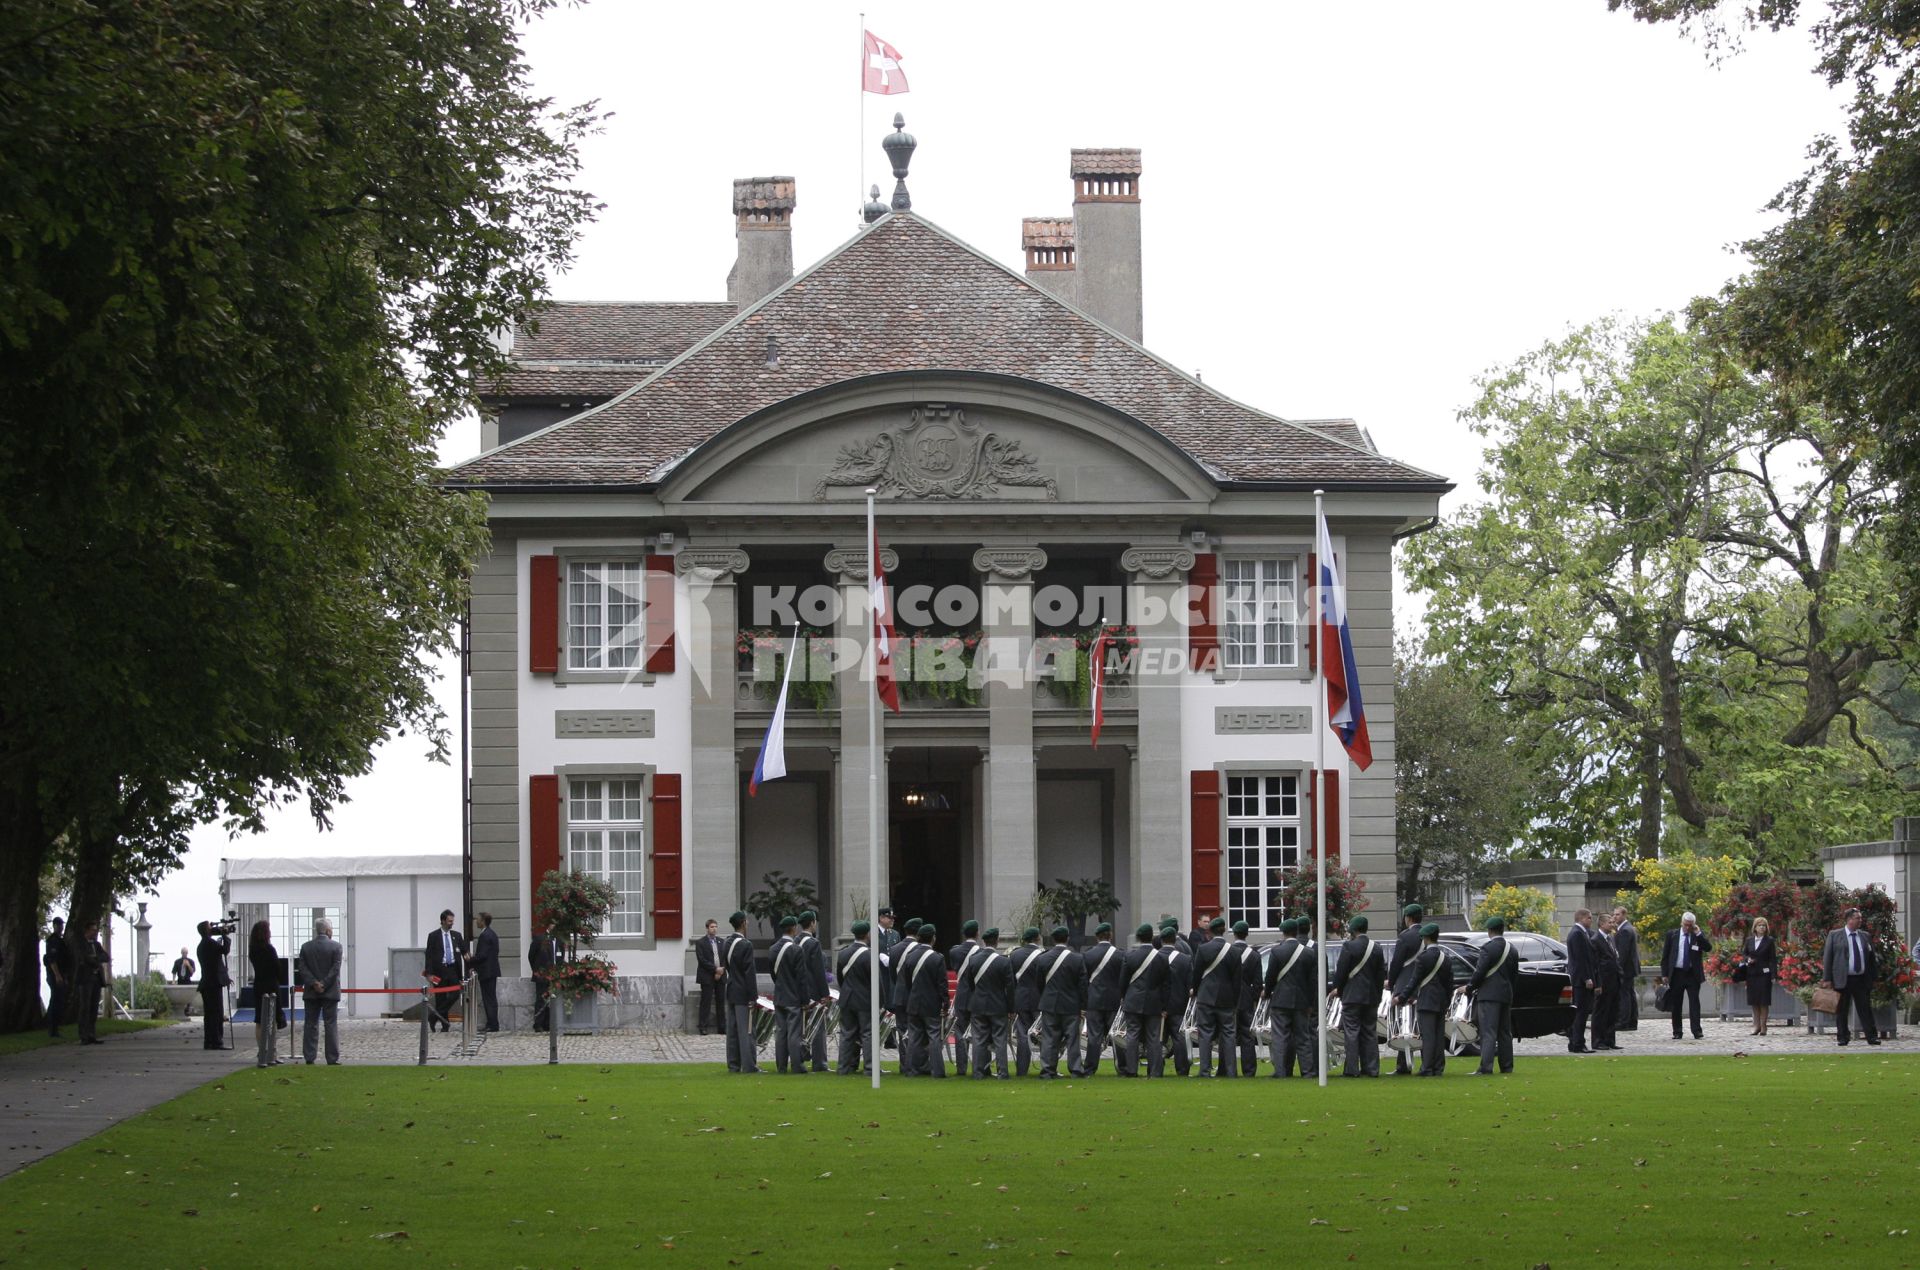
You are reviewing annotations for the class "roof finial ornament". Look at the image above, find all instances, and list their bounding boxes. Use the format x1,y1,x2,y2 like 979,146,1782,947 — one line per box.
882,113,916,212
862,183,889,225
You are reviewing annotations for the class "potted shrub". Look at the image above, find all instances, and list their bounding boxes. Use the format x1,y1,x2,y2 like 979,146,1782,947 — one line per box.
1040,877,1121,941
744,871,821,940
533,867,620,1034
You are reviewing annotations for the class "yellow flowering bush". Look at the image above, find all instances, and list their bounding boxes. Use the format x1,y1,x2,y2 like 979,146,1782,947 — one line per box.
1622,854,1740,950
1472,882,1557,934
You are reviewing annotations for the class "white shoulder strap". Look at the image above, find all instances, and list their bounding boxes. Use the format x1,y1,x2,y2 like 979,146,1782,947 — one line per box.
1014,948,1042,980
1202,941,1232,978
844,945,868,975
1488,940,1511,977
972,950,999,985
772,940,790,976
1043,948,1072,985
1277,941,1306,982
1127,950,1156,985
1093,945,1119,982
1418,949,1446,991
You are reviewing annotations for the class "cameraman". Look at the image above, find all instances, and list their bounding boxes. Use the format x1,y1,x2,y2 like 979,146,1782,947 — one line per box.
196,920,232,1050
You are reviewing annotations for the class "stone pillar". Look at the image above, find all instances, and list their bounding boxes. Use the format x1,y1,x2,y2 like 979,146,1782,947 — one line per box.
828,545,898,931
1122,545,1194,924
678,548,751,948
974,546,1047,929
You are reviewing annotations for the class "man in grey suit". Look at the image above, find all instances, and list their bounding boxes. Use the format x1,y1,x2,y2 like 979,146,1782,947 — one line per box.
297,919,344,1065
1611,907,1641,1032
1821,907,1881,1047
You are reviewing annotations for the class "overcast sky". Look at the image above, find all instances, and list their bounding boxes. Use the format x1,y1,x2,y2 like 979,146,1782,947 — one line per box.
131,1,1843,962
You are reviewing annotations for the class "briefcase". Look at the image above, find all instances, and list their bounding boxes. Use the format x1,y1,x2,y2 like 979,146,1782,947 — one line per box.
1809,985,1841,1016
1653,984,1671,1013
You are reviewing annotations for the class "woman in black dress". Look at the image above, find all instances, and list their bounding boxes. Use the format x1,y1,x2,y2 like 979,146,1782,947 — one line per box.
1741,917,1777,1035
248,920,284,1068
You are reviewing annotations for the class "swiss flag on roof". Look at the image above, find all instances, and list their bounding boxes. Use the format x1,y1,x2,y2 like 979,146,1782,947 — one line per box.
863,31,909,95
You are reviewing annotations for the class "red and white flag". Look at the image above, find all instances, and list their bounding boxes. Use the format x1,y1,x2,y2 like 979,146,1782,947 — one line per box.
862,30,909,95
1089,629,1111,748
871,523,901,712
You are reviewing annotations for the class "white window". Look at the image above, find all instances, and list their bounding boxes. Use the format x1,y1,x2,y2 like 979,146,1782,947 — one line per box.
1222,557,1298,668
269,904,344,952
1224,773,1301,930
567,778,647,935
566,561,646,670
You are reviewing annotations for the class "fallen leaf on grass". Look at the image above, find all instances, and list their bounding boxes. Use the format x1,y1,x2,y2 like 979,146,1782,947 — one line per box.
371,1231,409,1241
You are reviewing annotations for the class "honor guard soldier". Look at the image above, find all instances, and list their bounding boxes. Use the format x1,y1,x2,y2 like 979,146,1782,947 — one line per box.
1263,918,1318,1078
1118,923,1170,1077
1388,904,1426,1076
1403,922,1454,1076
798,911,830,1071
1009,926,1044,1076
835,921,876,1075
948,919,983,1077
877,907,903,956
1330,914,1385,1077
890,918,923,1068
722,911,761,1074
967,928,1015,1079
1465,916,1518,1075
1159,920,1193,1076
770,916,808,1075
904,923,949,1078
1233,921,1263,1076
1192,917,1244,1077
1080,922,1124,1077
1035,927,1087,1079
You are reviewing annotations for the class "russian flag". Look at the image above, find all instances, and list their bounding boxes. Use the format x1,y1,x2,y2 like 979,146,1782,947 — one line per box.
1314,509,1373,771
750,625,803,796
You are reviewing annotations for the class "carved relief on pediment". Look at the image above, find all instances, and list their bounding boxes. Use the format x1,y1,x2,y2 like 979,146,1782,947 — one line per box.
811,404,1058,501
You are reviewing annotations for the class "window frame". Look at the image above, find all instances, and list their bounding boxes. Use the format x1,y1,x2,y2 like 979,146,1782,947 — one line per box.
554,765,660,949
549,546,657,685
1219,767,1307,933
1215,549,1310,680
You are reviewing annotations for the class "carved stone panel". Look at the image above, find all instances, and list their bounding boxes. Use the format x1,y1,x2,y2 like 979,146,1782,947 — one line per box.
971,546,1049,581
823,546,900,582
673,548,751,581
1214,706,1309,735
813,405,1059,501
1121,546,1197,581
556,710,657,739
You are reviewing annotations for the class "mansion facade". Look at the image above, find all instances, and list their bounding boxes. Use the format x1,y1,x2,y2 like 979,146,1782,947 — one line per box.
450,139,1449,999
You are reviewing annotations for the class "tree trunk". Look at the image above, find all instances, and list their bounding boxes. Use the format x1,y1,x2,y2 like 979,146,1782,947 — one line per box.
0,772,51,1033
62,811,118,1025
1634,735,1662,859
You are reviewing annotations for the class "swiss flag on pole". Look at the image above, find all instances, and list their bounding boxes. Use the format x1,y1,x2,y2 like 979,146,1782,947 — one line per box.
863,30,909,95
1089,629,1111,748
871,524,902,712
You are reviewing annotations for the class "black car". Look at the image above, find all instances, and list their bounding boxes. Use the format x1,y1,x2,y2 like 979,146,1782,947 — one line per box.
1435,933,1574,1049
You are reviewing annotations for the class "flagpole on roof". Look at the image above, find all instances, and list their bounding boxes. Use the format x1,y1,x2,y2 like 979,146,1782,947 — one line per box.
1314,488,1329,1089
857,12,865,223
867,486,883,1090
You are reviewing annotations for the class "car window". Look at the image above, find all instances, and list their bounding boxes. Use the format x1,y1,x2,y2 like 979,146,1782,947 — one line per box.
1512,935,1553,962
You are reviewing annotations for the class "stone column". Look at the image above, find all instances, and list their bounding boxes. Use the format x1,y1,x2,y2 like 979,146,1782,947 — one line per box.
828,545,898,930
678,548,751,944
1122,545,1194,924
974,546,1047,930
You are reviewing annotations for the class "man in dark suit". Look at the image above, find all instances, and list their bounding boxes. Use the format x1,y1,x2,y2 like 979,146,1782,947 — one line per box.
721,911,759,1073
1466,916,1518,1074
770,915,807,1074
947,919,983,1077
1233,922,1264,1076
1329,914,1385,1077
967,928,1015,1079
1035,927,1086,1080
422,909,466,1034
1187,911,1213,963
1611,907,1641,1032
694,918,724,1035
835,920,877,1074
470,912,501,1032
1821,907,1881,1047
195,920,230,1049
42,918,72,1038
1079,922,1124,1077
1118,923,1169,1077
891,920,925,1073
171,947,196,985
1565,909,1597,1053
1009,926,1043,1077
1192,917,1243,1077
1159,920,1193,1076
1591,914,1621,1051
1387,904,1426,1075
1656,911,1711,1040
797,911,830,1071
905,924,949,1078
529,927,564,1033
1263,918,1317,1077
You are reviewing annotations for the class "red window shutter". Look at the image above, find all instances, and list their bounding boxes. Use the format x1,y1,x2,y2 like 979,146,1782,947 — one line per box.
1190,769,1222,913
644,554,676,674
1321,769,1342,862
529,555,559,674
651,773,683,940
529,775,561,921
1304,551,1317,673
1188,552,1219,671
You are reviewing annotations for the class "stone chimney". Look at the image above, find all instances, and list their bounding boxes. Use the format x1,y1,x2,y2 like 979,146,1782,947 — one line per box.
1068,149,1142,342
1022,216,1077,305
727,176,796,308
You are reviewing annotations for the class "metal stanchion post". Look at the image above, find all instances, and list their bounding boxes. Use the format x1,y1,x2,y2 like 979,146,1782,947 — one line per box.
288,985,296,1065
418,983,431,1066
549,996,559,1065
461,975,472,1056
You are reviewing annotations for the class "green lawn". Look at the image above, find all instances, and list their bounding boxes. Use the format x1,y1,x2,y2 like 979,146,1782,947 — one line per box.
0,1017,168,1059
3,1057,1917,1267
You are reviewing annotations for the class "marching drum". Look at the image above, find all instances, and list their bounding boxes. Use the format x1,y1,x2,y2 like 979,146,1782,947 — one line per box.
1446,989,1478,1051
1107,1010,1129,1047
1180,999,1200,1049
750,994,778,1053
1252,998,1273,1046
1324,996,1344,1033
1385,999,1417,1055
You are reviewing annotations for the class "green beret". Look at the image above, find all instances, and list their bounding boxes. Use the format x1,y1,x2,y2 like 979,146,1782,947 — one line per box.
1023,926,1041,941
1095,922,1113,937
1284,918,1301,934
1209,917,1228,933
1484,916,1506,933
1051,926,1070,941
1136,922,1155,939
778,915,797,930
851,920,871,937
904,918,923,933
728,910,747,926
1349,915,1369,933
919,924,937,941
983,927,1000,941
1421,922,1441,939
1232,920,1250,937
962,919,979,937
1403,904,1425,920
798,910,817,926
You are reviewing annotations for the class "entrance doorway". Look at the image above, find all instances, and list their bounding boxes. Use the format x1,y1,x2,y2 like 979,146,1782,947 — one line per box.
887,748,971,941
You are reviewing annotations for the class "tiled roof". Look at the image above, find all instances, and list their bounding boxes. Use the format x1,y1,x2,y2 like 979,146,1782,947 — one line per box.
484,361,654,400
511,301,735,362
1070,148,1142,177
449,215,1447,490
1021,217,1075,250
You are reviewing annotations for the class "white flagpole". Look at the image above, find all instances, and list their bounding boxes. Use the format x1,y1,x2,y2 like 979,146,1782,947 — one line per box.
1314,488,1329,1088
858,13,866,222
868,487,883,1089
